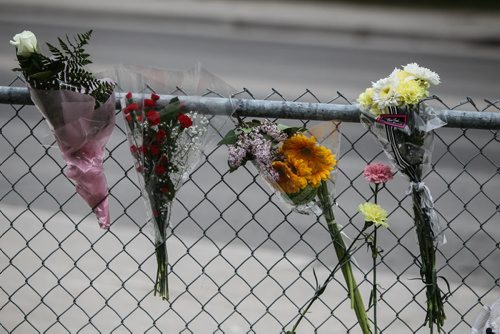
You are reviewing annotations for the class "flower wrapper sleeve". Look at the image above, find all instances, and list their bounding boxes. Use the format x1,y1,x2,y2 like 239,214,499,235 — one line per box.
113,65,235,300
360,104,446,243
258,121,342,214
360,104,447,330
29,88,115,229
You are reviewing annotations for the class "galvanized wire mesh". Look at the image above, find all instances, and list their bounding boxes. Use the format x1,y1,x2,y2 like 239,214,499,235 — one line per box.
1,77,499,333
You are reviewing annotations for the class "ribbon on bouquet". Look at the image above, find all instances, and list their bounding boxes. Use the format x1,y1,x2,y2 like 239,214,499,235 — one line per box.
406,181,446,244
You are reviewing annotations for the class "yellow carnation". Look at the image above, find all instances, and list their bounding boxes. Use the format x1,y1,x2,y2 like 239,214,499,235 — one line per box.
358,202,388,227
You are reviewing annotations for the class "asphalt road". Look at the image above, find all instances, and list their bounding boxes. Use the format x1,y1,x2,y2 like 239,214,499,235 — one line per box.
1,9,499,334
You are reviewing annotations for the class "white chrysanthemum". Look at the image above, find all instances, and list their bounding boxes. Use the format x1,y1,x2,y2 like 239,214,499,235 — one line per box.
403,63,440,85
372,76,400,108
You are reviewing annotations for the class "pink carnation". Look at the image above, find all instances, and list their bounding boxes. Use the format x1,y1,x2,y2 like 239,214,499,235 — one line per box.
363,163,393,184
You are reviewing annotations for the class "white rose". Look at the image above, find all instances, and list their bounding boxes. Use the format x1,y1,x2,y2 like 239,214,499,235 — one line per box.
10,31,38,57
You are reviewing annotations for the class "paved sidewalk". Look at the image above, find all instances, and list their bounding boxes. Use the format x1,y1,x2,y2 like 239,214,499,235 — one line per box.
2,0,500,45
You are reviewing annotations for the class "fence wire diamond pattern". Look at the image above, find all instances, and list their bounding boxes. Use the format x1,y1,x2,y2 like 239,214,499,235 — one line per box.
0,77,499,333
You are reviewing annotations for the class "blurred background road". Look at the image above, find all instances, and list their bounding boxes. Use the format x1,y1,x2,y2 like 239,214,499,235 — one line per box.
0,0,499,333
0,0,500,101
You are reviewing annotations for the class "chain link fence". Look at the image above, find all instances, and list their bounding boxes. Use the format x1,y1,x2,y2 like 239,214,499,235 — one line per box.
1,77,499,333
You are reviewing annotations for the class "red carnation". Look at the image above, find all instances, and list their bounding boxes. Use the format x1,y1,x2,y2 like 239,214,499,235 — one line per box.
151,93,160,101
125,103,139,114
159,155,168,164
156,129,167,142
177,113,193,128
125,92,133,100
136,114,143,122
155,165,166,175
150,145,160,156
130,145,138,154
146,111,161,126
144,99,156,108
125,113,132,122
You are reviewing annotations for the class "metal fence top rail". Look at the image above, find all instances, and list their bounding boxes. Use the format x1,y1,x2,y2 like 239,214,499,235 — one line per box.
1,86,499,129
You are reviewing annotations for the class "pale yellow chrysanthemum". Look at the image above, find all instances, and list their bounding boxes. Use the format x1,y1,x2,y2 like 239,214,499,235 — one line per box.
397,79,428,105
390,68,412,83
358,202,389,227
358,87,374,111
272,161,308,194
281,134,337,188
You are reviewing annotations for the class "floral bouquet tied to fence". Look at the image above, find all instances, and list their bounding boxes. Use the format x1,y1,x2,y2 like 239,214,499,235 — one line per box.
115,65,234,300
358,63,448,332
10,30,115,229
220,120,372,334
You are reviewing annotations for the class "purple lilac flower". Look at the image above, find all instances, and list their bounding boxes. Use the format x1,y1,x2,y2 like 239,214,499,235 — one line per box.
228,145,247,168
260,120,287,142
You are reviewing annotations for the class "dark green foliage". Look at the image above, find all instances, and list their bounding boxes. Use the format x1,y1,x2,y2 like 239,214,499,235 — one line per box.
14,30,114,109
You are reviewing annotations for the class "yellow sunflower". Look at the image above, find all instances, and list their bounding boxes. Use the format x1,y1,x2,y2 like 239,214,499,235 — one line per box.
281,134,336,187
272,161,308,194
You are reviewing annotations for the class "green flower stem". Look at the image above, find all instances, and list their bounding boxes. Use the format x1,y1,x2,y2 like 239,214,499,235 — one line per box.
413,191,445,333
154,240,169,300
148,186,170,301
318,181,372,334
372,184,379,334
371,226,378,334
288,225,368,334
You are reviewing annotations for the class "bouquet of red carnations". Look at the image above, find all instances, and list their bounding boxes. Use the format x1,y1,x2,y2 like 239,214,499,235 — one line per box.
115,65,233,299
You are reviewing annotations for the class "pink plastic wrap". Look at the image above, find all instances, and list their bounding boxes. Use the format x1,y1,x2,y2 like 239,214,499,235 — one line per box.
30,89,115,229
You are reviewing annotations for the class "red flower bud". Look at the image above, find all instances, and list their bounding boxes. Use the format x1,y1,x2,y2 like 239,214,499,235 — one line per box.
125,114,132,122
150,145,160,156
151,93,160,101
160,186,169,193
177,113,193,128
156,129,167,142
136,114,143,122
125,103,139,113
144,99,156,108
130,145,138,154
155,165,166,175
125,92,133,100
146,110,161,126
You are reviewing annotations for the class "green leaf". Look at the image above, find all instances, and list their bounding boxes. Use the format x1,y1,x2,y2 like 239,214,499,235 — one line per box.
277,123,291,131
30,70,56,80
159,97,182,124
283,126,306,137
218,129,238,145
241,127,253,134
246,119,261,127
